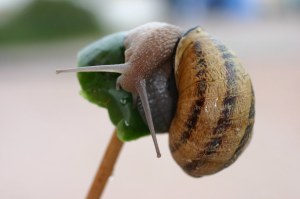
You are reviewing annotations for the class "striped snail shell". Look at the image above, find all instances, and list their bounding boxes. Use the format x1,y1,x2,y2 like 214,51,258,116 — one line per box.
169,27,255,177
57,22,255,177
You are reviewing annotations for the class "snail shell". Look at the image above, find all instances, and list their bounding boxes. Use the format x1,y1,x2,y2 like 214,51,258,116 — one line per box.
169,27,255,177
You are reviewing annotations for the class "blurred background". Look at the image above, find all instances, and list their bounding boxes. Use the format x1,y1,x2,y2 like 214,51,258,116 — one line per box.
0,0,300,198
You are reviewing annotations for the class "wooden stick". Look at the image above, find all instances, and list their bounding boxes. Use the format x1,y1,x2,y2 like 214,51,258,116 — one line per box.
86,129,123,199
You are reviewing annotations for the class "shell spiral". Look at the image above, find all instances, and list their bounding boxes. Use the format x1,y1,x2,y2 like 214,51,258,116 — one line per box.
169,27,255,177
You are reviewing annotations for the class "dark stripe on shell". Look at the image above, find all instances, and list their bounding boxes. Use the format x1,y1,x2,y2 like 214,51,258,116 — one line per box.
179,98,205,142
182,43,239,173
248,88,255,119
224,86,255,168
204,137,223,155
195,42,208,79
213,44,237,135
182,136,223,173
170,41,208,153
182,26,201,37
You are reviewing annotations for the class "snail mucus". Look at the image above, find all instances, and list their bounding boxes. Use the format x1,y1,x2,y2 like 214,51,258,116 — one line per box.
57,22,255,177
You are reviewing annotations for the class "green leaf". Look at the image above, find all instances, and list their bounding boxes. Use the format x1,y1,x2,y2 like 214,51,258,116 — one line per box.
77,32,150,141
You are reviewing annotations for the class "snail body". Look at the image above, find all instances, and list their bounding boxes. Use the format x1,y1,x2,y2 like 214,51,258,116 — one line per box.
120,22,181,93
57,22,255,177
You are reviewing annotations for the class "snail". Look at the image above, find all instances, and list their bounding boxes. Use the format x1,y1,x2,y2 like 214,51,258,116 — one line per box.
57,22,255,177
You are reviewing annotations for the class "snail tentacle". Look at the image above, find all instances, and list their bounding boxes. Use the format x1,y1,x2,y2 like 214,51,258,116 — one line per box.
136,79,161,158
56,63,129,74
